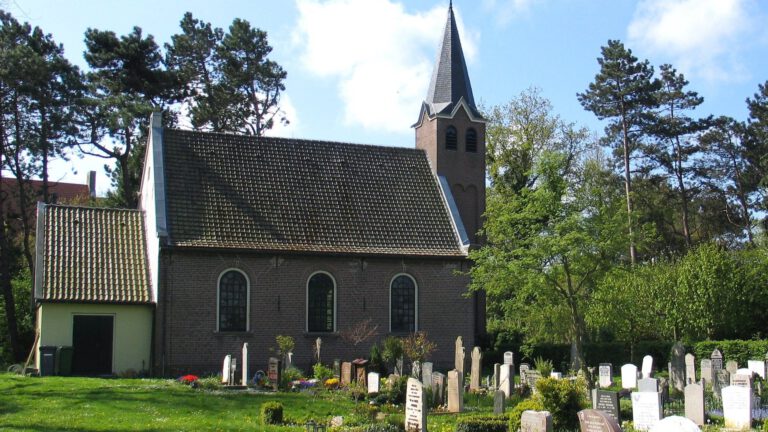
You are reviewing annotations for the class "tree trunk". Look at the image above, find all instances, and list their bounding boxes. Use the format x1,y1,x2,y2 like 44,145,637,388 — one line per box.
674,138,692,247
621,115,636,264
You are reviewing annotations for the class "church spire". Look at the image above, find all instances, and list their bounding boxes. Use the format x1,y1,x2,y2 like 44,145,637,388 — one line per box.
423,2,479,118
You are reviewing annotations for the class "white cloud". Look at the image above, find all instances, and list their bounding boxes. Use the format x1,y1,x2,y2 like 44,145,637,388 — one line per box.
481,0,541,26
627,0,754,82
293,0,478,134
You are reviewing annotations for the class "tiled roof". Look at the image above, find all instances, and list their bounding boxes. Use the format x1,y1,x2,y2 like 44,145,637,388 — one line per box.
39,205,151,303
162,129,465,256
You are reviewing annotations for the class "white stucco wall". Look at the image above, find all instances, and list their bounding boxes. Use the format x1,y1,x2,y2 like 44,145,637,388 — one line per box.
36,303,153,375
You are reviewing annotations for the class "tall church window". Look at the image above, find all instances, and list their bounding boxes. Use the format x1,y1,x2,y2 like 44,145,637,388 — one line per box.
466,128,477,153
390,274,417,333
307,272,336,332
218,269,249,332
445,126,458,150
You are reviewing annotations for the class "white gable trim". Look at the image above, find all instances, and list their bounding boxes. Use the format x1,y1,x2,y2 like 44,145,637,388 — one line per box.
437,175,470,253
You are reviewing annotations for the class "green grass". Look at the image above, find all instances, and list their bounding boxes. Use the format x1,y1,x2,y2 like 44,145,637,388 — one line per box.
0,374,499,431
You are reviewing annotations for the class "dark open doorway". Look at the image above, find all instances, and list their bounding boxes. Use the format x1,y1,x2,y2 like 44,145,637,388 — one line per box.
72,315,114,375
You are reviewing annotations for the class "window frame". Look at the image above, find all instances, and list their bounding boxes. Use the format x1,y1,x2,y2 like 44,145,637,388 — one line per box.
216,268,251,332
305,271,337,333
445,125,458,151
389,273,418,333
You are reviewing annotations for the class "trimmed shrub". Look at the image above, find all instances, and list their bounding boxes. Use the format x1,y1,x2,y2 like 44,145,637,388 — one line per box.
313,363,334,382
260,402,283,425
535,377,588,431
455,414,508,432
508,397,544,432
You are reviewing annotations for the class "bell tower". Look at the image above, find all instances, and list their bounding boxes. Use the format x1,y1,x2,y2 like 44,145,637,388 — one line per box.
414,2,485,247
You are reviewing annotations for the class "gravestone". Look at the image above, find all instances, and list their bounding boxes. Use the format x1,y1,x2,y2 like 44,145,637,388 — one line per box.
631,391,663,431
221,355,231,384
711,349,723,372
747,360,766,379
396,357,404,376
412,360,421,379
650,415,702,432
422,362,433,390
499,363,514,397
713,369,730,399
368,372,380,394
521,410,553,432
432,372,446,406
527,370,542,393
387,374,398,388
353,359,368,386
684,382,705,426
550,372,562,379
229,358,237,386
722,385,752,430
685,353,696,384
577,409,622,432
241,343,249,386
621,364,638,389
504,351,514,365
333,359,340,377
268,357,281,391
595,390,620,422
520,363,530,386
470,347,482,391
641,355,653,378
493,363,501,389
493,390,506,414
447,369,463,413
700,359,713,383
638,377,659,393
731,373,752,388
670,342,686,391
726,360,738,375
315,337,322,363
341,362,352,386
405,378,427,432
454,336,465,375
598,363,612,388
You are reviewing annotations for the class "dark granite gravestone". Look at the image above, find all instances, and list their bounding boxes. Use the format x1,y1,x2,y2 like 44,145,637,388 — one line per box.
595,390,620,421
577,409,621,432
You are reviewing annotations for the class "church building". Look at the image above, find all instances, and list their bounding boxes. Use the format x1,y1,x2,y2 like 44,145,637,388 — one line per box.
33,3,486,376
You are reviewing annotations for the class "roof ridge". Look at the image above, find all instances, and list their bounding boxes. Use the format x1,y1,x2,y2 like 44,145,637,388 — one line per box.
45,203,144,213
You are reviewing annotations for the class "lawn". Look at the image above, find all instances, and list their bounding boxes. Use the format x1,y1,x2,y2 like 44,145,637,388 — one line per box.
0,374,496,431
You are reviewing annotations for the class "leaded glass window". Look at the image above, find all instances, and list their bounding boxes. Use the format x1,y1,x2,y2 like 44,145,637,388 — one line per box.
391,275,416,332
219,270,248,332
307,272,335,332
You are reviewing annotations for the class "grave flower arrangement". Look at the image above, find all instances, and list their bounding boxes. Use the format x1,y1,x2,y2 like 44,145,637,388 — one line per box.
178,374,199,386
290,378,319,391
324,377,340,389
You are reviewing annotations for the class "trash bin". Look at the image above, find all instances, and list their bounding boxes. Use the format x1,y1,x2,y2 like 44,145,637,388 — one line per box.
56,346,74,376
39,346,57,376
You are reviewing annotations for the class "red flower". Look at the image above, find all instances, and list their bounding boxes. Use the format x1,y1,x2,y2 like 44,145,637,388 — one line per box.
179,374,199,384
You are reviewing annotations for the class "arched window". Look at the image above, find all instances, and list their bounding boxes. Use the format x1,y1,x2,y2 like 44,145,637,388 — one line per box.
445,126,457,150
218,270,249,332
390,274,417,333
465,128,477,153
307,272,336,332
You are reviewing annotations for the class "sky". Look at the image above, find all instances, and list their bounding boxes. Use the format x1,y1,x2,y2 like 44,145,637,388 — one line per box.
6,0,768,196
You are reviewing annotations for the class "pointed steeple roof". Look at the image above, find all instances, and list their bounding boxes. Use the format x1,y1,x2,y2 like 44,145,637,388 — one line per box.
422,2,481,119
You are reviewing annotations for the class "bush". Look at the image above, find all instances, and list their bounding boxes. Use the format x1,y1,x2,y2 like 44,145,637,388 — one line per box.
313,363,334,382
535,377,588,431
260,402,283,425
381,336,403,372
508,397,544,432
372,375,408,405
280,366,304,390
455,414,508,432
693,340,768,366
534,356,553,376
196,376,222,391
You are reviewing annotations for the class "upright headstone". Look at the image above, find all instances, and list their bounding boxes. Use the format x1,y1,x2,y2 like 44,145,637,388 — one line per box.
493,390,506,414
470,347,482,391
550,372,562,379
670,342,686,391
747,360,766,379
527,370,542,393
711,349,723,372
504,351,514,365
726,360,739,375
315,337,322,364
519,363,530,386
700,359,713,383
368,372,380,394
422,362,433,390
713,369,729,399
722,385,752,430
599,363,613,388
432,372,446,406
638,377,659,393
341,362,352,386
241,343,249,386
595,390,620,422
454,336,465,375
268,357,280,391
493,363,501,389
621,364,638,389
333,359,341,378
447,369,463,413
685,353,696,384
631,391,663,431
229,358,237,386
354,360,367,386
411,360,421,379
651,416,702,432
684,382,705,426
521,410,553,432
499,363,514,397
730,373,752,388
221,354,232,384
577,409,622,432
641,355,653,378
405,378,427,432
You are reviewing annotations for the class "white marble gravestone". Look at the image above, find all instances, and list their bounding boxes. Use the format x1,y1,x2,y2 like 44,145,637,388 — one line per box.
368,372,380,394
447,370,463,413
685,353,696,384
521,410,553,432
641,355,653,378
549,372,562,379
499,363,514,398
722,385,752,430
241,343,248,386
599,363,612,388
221,354,231,384
504,351,514,365
405,377,427,432
421,362,433,390
631,391,662,431
621,363,638,389
638,377,659,393
700,359,713,383
731,372,752,388
649,416,701,432
747,360,765,379
684,382,705,426
470,347,482,391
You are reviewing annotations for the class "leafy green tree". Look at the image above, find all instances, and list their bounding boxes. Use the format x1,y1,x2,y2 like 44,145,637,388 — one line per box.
578,40,660,264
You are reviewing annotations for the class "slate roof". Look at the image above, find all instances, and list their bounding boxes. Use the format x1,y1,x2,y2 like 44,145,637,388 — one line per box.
38,205,152,304
162,128,465,256
423,3,481,119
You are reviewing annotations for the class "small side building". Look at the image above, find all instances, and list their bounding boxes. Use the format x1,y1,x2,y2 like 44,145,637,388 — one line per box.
34,204,153,375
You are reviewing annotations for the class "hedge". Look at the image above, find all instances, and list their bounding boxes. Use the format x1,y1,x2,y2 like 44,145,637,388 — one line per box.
260,402,284,425
456,414,509,432
693,340,768,366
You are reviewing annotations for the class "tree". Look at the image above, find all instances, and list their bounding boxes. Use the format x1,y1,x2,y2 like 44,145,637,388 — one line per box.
578,40,660,264
744,81,768,213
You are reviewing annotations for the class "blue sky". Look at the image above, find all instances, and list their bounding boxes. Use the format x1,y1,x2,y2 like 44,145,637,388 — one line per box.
7,0,768,195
